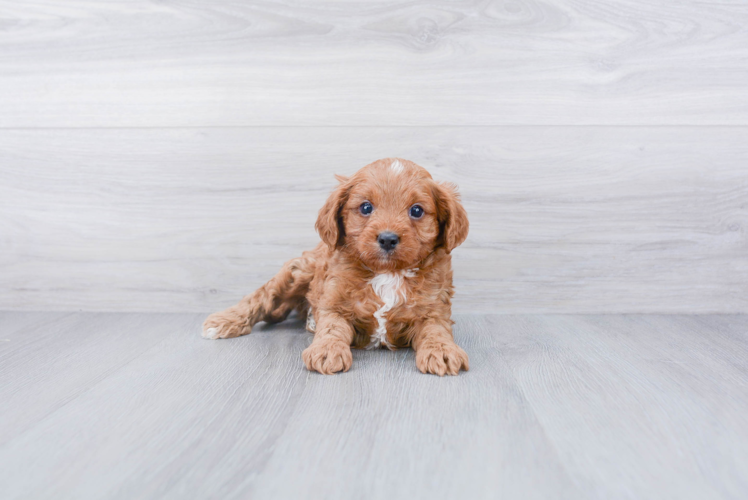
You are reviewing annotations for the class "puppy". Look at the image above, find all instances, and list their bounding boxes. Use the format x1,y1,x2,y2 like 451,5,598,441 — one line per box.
202,158,469,376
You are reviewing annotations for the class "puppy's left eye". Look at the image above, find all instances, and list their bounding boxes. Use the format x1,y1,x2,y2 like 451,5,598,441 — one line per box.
409,204,424,219
360,201,373,216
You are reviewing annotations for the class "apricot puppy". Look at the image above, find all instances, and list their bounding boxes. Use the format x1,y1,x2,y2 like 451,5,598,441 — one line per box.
202,158,469,376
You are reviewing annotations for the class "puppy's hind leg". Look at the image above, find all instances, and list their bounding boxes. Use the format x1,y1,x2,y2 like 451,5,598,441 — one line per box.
202,247,320,339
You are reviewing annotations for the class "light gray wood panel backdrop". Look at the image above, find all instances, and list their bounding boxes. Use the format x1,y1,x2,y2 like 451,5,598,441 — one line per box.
0,0,746,313
1,127,746,313
1,0,748,127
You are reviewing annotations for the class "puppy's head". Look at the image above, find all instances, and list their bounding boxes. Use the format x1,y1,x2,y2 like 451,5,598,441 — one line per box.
316,158,468,272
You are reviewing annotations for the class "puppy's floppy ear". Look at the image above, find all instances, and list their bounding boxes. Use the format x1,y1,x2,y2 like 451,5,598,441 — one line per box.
432,181,469,252
316,175,351,250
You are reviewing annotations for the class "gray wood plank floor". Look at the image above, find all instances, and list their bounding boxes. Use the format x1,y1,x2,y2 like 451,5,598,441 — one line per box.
1,312,746,499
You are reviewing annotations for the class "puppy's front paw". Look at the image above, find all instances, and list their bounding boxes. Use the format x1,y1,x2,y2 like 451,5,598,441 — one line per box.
202,312,251,339
302,340,353,374
416,341,469,376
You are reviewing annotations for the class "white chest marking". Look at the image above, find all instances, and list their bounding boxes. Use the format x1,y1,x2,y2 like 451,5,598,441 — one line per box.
389,159,404,174
367,268,417,350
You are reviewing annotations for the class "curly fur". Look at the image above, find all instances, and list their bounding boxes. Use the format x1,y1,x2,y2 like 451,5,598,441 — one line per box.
203,158,469,376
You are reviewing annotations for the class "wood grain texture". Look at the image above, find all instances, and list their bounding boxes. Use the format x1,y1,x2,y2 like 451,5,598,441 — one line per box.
1,0,748,127
0,311,193,445
1,127,746,313
0,312,747,499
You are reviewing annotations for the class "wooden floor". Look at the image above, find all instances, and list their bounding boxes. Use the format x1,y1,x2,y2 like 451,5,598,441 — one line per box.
1,312,746,499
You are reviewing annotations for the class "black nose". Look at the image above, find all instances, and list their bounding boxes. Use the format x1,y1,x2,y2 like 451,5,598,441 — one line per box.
377,231,400,251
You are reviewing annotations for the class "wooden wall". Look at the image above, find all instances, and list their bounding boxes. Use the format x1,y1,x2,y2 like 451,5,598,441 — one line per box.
1,0,746,313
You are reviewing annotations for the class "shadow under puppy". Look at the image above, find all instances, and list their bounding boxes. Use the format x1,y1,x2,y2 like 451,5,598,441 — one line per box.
203,158,469,376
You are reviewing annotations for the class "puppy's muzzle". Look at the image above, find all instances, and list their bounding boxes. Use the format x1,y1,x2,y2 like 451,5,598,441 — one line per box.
377,231,399,252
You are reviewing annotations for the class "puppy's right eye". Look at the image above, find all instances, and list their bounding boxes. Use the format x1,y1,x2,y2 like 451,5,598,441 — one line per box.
359,201,373,216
